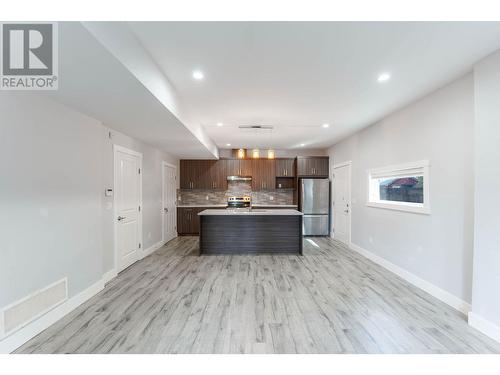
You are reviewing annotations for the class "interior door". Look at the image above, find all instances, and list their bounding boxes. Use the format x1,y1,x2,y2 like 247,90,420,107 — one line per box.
333,163,351,245
163,163,177,243
115,147,142,272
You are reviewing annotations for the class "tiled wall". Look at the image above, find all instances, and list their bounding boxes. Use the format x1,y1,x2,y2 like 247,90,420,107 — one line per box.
177,181,294,206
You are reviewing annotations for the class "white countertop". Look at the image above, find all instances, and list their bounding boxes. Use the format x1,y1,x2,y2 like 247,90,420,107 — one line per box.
252,204,298,208
178,204,297,208
177,204,226,208
198,209,303,216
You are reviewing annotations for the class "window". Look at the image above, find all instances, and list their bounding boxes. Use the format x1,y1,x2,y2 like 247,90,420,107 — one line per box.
367,160,430,214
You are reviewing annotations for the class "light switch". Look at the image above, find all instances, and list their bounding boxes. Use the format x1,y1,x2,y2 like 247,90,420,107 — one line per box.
105,188,113,197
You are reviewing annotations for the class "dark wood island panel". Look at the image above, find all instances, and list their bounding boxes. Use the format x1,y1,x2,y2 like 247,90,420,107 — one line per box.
199,214,303,255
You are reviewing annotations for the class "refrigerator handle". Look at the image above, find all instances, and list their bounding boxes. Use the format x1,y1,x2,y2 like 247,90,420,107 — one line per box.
300,179,305,211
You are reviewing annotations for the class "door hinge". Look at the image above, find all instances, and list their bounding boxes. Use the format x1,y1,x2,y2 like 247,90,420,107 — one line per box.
138,205,141,212
138,168,141,174
139,243,141,249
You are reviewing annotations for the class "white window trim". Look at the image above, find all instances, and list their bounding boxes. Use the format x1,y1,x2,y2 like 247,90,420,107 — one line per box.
366,160,431,215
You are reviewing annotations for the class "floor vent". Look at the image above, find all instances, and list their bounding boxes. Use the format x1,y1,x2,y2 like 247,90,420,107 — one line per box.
1,278,68,338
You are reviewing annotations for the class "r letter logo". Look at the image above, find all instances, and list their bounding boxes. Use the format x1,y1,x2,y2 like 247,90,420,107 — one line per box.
1,22,58,90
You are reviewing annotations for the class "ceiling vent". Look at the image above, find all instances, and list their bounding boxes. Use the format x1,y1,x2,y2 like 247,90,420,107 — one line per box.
238,125,274,130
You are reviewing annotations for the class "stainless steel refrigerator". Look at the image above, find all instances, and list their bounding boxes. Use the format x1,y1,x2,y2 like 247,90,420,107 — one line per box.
300,178,330,236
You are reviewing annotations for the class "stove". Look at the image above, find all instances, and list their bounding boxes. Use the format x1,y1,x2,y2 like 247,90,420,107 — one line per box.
227,196,251,209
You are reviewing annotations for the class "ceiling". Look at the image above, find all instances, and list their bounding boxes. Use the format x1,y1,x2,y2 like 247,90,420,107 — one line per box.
128,21,500,150
47,22,215,158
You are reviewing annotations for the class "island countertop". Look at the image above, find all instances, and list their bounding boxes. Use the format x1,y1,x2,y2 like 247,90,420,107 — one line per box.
198,209,303,216
199,209,303,255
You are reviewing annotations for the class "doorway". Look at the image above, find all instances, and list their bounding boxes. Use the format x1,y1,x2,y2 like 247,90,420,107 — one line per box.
114,145,143,272
162,162,177,244
332,161,351,246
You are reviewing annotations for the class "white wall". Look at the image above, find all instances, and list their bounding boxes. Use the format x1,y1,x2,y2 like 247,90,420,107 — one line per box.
328,74,475,306
0,93,179,313
0,93,105,307
101,128,179,273
470,50,500,333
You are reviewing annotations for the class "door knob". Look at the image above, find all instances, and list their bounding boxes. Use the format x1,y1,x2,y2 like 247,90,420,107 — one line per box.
344,210,349,214
117,216,126,221
164,208,168,213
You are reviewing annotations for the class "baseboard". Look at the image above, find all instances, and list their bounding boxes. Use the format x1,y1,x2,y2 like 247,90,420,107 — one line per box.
102,269,117,285
468,312,500,343
0,279,104,354
349,242,471,315
140,240,164,259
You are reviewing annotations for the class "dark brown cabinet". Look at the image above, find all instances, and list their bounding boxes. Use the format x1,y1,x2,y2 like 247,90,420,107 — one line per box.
177,207,197,234
177,206,225,235
225,159,240,176
251,159,276,190
180,160,208,189
180,160,195,189
206,160,226,190
240,159,252,176
276,158,295,177
297,156,329,177
223,159,251,176
180,160,226,190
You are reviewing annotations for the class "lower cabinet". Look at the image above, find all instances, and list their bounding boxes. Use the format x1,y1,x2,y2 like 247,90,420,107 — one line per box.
177,207,224,235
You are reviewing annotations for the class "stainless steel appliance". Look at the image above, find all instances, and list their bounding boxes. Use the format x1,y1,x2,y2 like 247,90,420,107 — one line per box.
300,178,330,235
227,196,251,209
226,176,252,181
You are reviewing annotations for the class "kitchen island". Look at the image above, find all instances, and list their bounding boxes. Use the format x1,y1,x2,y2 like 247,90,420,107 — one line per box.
198,209,303,255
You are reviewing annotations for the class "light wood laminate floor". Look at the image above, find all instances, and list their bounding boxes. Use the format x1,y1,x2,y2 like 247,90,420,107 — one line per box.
17,236,500,354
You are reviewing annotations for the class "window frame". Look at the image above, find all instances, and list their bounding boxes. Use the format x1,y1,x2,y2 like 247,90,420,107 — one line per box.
366,160,431,215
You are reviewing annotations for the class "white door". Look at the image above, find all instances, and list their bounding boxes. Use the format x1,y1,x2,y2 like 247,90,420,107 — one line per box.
163,163,177,243
114,146,142,272
333,163,351,245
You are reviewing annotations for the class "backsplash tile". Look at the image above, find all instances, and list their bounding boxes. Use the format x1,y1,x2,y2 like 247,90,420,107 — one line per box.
177,181,294,206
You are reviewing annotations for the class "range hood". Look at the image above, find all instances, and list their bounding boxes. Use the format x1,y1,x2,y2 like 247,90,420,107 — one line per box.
227,175,252,181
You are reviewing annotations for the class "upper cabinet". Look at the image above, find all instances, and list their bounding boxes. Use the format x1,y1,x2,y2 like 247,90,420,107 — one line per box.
251,159,276,190
180,160,226,189
297,156,329,177
181,156,328,190
276,158,295,177
225,159,251,176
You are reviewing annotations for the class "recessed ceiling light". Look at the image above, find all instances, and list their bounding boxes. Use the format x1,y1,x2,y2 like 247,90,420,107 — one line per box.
217,122,223,127
192,70,204,80
322,123,330,128
377,72,391,83
300,143,305,147
226,143,231,146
